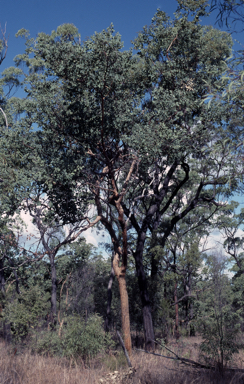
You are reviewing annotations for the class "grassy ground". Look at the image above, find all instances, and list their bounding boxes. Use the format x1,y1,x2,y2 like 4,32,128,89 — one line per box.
1,336,244,383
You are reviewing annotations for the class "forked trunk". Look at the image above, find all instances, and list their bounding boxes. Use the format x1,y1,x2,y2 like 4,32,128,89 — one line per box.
113,253,132,355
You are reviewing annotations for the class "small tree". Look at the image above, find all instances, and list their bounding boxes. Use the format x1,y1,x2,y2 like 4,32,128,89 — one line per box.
196,253,242,372
24,190,99,323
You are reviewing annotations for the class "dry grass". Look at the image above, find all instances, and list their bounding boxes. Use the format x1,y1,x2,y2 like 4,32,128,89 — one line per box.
0,341,105,384
1,337,244,384
130,336,244,384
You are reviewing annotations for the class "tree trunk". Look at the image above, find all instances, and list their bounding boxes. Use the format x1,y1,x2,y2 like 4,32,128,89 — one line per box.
134,240,155,351
0,257,5,295
105,254,115,332
150,248,158,309
174,282,179,339
113,253,132,355
188,274,195,336
0,257,5,319
50,254,57,323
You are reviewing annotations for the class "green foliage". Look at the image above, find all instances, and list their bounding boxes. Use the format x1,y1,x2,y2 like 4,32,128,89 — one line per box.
176,0,210,18
196,255,242,369
56,24,79,39
34,314,114,359
3,285,49,342
15,29,30,38
157,298,171,339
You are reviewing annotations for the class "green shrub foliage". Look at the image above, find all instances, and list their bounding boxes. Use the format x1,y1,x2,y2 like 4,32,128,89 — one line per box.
35,314,113,359
196,255,242,370
3,285,49,342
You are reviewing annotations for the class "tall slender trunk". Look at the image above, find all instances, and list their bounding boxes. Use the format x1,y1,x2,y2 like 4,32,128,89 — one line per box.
150,247,158,310
0,257,5,296
0,257,5,319
134,236,155,351
174,282,179,339
188,273,193,320
105,254,115,332
50,254,57,323
113,253,132,355
187,273,195,336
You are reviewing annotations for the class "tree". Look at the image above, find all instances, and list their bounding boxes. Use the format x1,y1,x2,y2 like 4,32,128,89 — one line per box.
6,0,240,352
23,188,99,323
0,24,8,66
157,237,204,337
0,23,8,128
8,24,141,354
210,0,244,29
146,185,222,333
196,253,242,372
123,3,236,349
206,0,244,162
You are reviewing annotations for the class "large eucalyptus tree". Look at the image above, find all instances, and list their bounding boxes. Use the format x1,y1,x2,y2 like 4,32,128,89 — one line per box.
5,0,242,352
120,2,238,349
8,24,142,354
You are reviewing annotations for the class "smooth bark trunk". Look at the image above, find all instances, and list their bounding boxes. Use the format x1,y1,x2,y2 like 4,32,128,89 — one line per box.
113,253,132,355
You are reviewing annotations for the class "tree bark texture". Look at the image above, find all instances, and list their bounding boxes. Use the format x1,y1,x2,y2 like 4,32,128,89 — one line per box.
134,237,155,351
113,253,132,355
0,257,5,295
174,282,179,339
105,254,115,332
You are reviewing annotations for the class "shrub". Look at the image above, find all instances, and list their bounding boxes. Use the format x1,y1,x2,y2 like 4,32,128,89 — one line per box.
196,255,242,371
2,285,49,342
35,314,114,360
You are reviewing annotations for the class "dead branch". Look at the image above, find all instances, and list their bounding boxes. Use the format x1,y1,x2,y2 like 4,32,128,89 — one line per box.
135,347,244,373
135,348,214,369
0,23,8,65
166,34,178,61
0,107,8,128
117,331,132,368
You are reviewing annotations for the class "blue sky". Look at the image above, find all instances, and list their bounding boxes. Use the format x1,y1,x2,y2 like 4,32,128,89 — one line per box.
1,0,227,73
2,0,175,70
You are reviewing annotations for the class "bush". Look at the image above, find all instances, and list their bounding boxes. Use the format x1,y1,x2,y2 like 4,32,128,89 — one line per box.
35,314,114,360
196,255,242,371
2,285,49,342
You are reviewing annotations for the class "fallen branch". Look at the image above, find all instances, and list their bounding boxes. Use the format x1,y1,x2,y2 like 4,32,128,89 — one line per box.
135,348,244,373
135,348,213,369
117,331,132,368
